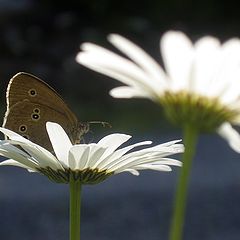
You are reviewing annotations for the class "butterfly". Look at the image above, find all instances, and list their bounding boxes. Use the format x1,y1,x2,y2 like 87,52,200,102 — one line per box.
2,72,89,151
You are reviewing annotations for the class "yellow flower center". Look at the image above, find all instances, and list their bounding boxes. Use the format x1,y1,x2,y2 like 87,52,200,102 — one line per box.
159,91,238,132
38,167,114,184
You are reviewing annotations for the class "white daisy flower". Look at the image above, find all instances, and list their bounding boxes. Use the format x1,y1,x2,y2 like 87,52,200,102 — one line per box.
0,122,183,184
76,31,240,152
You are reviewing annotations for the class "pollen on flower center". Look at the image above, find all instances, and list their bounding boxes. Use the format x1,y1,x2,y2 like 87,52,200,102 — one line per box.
159,91,238,132
38,167,114,184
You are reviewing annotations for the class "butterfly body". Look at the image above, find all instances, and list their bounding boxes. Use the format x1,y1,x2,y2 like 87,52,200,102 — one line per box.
3,72,88,151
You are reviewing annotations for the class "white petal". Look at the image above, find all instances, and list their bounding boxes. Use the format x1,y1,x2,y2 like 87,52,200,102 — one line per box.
78,52,162,98
0,142,40,169
133,164,172,171
95,140,152,169
118,142,184,162
98,133,131,146
86,145,108,168
0,128,60,169
97,133,132,160
118,168,140,175
148,143,184,155
68,144,90,170
0,127,33,144
216,39,240,104
0,140,31,157
108,142,183,172
108,34,167,84
217,122,240,153
110,86,153,99
115,163,174,174
193,36,221,96
69,141,132,171
148,158,182,166
155,139,183,147
79,144,105,169
46,122,72,167
161,31,194,92
15,141,63,170
0,159,36,171
78,44,153,87
110,145,183,172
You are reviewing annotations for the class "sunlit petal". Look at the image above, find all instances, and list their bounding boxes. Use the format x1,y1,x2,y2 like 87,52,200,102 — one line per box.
108,34,167,83
110,86,153,99
161,31,194,91
0,159,36,171
0,123,183,184
46,122,72,167
94,140,152,169
217,122,240,153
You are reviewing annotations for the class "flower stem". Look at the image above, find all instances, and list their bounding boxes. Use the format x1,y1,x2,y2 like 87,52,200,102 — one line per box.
70,176,82,240
169,124,198,240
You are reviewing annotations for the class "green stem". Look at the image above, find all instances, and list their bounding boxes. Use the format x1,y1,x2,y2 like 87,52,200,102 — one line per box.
169,124,198,240
70,175,82,240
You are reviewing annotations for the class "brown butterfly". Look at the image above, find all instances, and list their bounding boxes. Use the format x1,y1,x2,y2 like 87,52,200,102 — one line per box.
2,72,89,151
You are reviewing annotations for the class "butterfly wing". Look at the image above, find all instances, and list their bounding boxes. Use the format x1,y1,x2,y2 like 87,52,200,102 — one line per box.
3,72,86,150
6,72,78,124
3,100,77,150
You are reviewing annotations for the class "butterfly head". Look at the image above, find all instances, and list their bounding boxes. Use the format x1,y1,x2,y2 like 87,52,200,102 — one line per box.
72,122,90,144
73,121,111,144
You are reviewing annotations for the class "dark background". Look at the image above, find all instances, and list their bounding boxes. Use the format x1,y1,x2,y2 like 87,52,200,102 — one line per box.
1,1,240,239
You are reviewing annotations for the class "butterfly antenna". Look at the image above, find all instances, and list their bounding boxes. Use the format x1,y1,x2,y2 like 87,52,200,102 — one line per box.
88,121,112,128
78,121,111,144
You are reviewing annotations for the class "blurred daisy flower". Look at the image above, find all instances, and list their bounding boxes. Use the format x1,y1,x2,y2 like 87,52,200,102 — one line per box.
77,31,240,240
77,31,240,152
0,122,183,184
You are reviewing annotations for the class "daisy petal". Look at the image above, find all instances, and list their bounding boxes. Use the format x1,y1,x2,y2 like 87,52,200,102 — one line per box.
161,31,194,91
0,127,33,144
110,86,152,99
0,128,59,168
97,133,132,160
133,164,172,172
0,159,36,171
95,140,152,169
46,122,72,167
78,53,161,97
0,142,39,169
86,145,108,168
78,44,153,88
217,122,240,153
108,34,167,83
193,36,221,95
68,145,90,170
120,168,140,175
14,141,62,170
216,39,240,104
108,142,183,172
